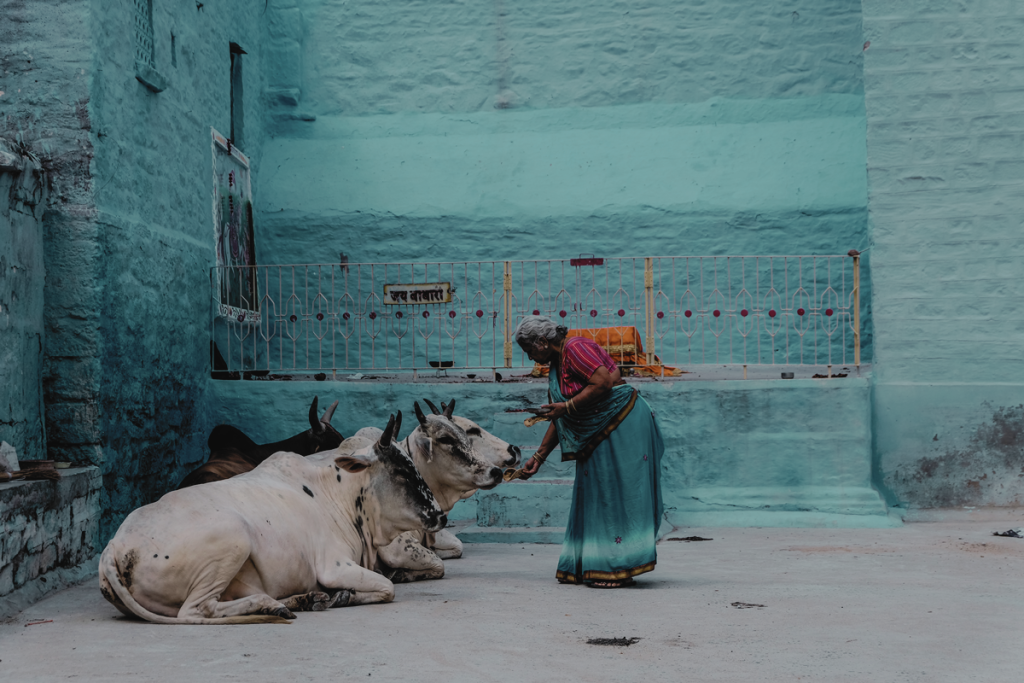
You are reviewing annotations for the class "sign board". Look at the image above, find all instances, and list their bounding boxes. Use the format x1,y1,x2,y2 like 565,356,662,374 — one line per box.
211,128,260,323
383,282,452,305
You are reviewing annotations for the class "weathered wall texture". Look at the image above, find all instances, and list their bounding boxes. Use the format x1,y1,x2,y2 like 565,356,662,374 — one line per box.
862,1,1024,507
257,0,870,272
0,143,47,462
0,0,96,470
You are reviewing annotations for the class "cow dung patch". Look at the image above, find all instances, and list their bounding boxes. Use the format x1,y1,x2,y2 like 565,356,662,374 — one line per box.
587,637,640,646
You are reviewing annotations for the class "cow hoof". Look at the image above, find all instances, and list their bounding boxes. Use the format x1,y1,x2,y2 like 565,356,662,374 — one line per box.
265,606,296,620
328,590,353,608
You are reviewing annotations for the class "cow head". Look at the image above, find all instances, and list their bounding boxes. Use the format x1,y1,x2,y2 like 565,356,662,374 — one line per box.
335,412,446,538
302,396,345,454
411,399,504,495
424,400,520,470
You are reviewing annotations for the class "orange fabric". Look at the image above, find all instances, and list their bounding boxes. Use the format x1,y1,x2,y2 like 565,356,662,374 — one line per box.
530,326,682,378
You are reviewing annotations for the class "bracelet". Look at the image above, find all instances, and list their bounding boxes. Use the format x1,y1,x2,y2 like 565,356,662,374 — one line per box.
533,452,548,464
567,398,575,414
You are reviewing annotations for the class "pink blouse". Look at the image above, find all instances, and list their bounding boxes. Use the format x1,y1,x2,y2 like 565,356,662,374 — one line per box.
558,337,618,397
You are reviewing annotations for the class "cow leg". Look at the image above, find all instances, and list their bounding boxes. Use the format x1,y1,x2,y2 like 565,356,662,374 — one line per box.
179,541,295,620
432,529,463,560
317,563,396,606
280,591,333,612
191,594,295,620
377,538,445,583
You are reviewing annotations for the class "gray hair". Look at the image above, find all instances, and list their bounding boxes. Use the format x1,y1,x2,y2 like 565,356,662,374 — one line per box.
513,315,568,347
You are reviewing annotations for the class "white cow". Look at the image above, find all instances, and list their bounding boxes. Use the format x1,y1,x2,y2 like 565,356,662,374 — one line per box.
99,413,445,624
347,399,520,582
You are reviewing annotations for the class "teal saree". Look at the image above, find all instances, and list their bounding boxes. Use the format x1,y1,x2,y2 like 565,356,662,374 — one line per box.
549,366,665,584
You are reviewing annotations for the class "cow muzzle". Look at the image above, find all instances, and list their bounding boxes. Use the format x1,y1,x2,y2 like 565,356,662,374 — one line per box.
478,466,504,491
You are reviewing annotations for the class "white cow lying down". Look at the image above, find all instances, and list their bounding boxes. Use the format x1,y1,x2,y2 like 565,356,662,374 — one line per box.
99,413,445,624
344,399,520,582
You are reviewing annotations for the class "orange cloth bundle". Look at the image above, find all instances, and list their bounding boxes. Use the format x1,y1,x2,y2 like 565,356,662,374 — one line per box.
530,326,682,378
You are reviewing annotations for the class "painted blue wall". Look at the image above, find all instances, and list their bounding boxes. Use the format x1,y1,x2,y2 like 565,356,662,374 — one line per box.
862,1,1024,508
257,0,870,270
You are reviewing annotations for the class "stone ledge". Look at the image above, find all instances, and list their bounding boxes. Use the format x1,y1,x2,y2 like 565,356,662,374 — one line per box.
0,554,98,620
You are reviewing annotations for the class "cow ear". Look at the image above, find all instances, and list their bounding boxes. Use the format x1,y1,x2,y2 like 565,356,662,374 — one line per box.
422,399,442,415
321,400,339,425
309,396,324,434
334,454,371,473
443,399,456,420
414,401,429,428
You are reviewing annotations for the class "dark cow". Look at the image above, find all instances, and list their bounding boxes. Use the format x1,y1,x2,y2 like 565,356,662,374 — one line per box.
177,396,343,489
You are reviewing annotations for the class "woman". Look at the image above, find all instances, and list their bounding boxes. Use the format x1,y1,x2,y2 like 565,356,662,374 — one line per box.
515,315,664,588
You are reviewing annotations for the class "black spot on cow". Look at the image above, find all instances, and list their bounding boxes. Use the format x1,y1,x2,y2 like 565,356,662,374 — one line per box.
165,555,169,560
153,554,158,558
355,495,363,511
337,474,341,482
466,427,482,436
303,485,314,498
121,550,139,589
336,561,341,566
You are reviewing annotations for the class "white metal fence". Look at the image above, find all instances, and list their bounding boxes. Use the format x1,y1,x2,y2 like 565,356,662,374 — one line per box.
211,254,864,376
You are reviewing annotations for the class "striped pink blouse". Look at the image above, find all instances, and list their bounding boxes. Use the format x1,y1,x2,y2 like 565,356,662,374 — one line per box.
558,337,618,397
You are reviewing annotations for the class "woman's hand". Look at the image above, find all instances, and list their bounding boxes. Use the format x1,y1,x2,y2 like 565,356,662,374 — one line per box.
540,402,569,420
519,455,544,480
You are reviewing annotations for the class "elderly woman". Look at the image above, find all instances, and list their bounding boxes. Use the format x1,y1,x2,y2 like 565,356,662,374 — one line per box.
515,315,664,588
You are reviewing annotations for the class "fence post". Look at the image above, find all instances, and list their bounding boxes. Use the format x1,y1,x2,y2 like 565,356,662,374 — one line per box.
851,250,861,367
644,258,655,365
503,261,513,368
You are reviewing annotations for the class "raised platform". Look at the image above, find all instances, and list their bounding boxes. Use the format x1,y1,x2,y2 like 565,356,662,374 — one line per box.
211,370,894,539
0,467,102,618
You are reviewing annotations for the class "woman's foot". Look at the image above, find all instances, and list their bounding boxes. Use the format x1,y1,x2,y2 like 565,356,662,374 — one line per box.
588,578,636,589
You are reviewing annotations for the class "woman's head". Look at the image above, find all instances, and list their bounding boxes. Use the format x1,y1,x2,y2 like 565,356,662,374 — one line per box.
514,315,568,363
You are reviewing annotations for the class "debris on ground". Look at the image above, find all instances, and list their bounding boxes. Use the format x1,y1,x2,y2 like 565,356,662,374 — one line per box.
24,620,53,627
992,528,1024,538
731,602,765,609
665,536,713,542
586,637,641,646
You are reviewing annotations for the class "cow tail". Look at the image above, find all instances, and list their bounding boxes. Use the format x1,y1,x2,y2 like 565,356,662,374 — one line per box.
99,546,290,625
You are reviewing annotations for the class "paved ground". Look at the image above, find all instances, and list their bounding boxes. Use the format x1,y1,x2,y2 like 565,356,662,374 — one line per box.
2,511,1022,682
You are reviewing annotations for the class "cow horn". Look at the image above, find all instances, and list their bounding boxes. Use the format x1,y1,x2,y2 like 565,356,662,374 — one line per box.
379,411,402,449
443,399,456,420
422,398,442,415
414,401,429,428
309,396,324,433
321,400,339,425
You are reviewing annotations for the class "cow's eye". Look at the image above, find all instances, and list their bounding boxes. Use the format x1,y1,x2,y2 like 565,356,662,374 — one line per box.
466,428,482,436
438,436,456,445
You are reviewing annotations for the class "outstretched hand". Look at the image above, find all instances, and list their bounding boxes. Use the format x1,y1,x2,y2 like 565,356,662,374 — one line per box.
540,402,568,420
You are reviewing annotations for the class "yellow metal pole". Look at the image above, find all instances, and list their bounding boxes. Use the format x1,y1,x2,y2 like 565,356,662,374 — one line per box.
644,258,655,366
503,261,513,369
852,251,861,368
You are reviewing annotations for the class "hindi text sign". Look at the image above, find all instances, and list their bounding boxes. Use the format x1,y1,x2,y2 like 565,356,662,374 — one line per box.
384,282,452,305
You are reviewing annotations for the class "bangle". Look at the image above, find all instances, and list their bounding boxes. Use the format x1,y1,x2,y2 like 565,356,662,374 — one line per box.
533,452,547,464
567,398,575,414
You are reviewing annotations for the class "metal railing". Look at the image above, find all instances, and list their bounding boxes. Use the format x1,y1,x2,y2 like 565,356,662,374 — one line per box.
211,254,864,376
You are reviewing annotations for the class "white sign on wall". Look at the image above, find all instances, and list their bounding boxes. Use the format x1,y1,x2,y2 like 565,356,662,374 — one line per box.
383,282,452,305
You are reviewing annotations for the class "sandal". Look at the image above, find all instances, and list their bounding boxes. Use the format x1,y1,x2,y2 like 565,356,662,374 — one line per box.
587,578,636,589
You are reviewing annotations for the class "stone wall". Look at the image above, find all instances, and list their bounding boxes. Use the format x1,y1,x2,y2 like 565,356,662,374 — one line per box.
861,1,1024,508
0,468,102,618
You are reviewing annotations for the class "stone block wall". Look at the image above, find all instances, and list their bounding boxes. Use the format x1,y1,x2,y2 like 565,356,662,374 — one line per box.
861,1,1024,507
0,468,102,618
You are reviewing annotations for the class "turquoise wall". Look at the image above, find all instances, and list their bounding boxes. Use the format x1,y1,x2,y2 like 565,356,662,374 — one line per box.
861,1,1024,508
258,0,870,268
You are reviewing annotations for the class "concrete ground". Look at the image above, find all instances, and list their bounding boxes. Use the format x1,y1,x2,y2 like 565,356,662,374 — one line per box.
1,511,1022,683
